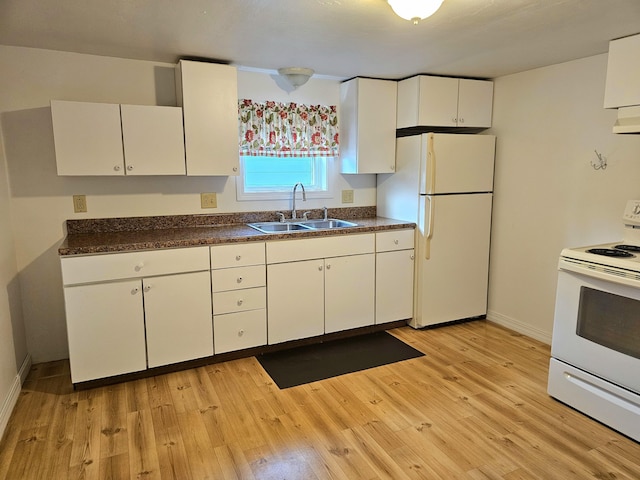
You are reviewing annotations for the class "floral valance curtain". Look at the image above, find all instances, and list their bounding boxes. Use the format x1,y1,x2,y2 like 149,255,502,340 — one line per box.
238,99,339,157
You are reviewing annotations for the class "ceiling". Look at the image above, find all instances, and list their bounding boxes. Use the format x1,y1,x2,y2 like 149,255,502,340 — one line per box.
1,0,639,80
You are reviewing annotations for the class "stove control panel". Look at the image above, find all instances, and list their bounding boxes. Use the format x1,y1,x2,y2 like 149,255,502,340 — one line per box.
623,200,640,226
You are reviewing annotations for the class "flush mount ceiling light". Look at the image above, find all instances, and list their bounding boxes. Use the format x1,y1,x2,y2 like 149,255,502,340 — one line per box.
388,0,445,24
277,67,315,89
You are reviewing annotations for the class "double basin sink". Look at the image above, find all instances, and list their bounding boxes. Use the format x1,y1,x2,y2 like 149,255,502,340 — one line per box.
248,219,358,234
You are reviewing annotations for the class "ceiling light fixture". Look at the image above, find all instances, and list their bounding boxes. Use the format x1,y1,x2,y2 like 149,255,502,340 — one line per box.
388,0,444,24
277,67,315,89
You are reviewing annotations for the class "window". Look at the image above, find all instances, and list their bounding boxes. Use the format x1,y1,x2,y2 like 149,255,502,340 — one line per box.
236,100,338,200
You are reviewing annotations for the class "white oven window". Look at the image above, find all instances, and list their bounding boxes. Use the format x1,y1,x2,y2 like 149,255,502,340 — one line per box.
577,287,640,360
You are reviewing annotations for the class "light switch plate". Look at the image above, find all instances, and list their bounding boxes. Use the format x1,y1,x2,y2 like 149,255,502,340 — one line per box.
201,192,218,209
73,195,87,213
342,189,354,204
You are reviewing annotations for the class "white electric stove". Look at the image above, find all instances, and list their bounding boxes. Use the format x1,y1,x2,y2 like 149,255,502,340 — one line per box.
548,200,640,442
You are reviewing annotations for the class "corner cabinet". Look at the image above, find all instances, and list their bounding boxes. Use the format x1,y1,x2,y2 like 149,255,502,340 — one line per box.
339,77,398,174
397,75,493,129
266,234,376,344
175,60,240,176
51,100,186,176
60,247,212,383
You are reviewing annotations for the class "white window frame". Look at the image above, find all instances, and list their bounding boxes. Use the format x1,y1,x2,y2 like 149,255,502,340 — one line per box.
235,155,334,201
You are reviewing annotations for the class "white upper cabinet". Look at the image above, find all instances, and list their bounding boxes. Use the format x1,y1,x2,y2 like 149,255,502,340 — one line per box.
340,77,398,174
52,100,125,176
51,100,186,176
604,33,640,109
175,60,240,176
120,104,186,175
396,75,493,129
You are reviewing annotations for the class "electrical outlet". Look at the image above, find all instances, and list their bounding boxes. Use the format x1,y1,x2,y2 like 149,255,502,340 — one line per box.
342,189,354,204
201,192,218,209
73,195,87,213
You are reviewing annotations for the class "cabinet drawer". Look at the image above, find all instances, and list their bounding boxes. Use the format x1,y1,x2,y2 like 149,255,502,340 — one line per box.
212,265,265,292
213,287,266,315
60,247,210,285
214,309,267,354
376,229,415,252
211,242,265,269
266,233,374,264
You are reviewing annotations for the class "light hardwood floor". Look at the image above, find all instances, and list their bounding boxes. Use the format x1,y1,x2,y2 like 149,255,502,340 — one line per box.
1,320,638,479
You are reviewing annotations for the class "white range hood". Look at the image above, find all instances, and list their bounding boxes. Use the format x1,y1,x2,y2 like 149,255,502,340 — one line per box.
613,106,640,134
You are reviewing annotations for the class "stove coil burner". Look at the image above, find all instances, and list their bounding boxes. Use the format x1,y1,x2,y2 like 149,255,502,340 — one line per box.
586,248,635,258
613,244,640,253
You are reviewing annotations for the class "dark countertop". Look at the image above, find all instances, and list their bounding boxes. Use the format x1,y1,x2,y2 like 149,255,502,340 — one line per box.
58,216,416,256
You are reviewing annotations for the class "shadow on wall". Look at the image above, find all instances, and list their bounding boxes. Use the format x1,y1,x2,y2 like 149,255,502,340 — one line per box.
1,106,230,200
17,242,69,363
6,275,27,370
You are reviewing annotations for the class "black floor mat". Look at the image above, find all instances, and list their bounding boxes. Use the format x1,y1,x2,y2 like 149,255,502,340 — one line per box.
257,331,425,389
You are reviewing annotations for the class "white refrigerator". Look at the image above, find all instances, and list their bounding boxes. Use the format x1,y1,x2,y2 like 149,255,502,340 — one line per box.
377,133,496,328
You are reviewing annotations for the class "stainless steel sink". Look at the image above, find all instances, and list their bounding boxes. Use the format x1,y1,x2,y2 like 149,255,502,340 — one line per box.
299,219,358,229
247,218,358,233
247,222,314,233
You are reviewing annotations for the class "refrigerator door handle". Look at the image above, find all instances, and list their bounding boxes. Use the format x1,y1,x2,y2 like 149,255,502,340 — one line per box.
425,196,434,260
427,133,436,195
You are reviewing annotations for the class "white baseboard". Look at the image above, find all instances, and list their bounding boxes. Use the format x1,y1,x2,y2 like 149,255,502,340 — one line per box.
0,354,32,442
18,354,32,385
486,310,552,345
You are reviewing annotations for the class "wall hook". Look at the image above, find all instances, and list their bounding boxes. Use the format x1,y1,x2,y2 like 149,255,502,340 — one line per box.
591,149,607,170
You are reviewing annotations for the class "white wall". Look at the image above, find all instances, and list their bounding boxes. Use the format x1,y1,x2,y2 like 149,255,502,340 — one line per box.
0,45,375,364
487,54,640,342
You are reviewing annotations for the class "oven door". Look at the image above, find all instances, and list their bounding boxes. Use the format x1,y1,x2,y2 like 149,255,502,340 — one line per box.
552,263,640,394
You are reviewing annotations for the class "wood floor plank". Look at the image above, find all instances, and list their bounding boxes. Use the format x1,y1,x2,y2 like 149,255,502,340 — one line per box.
1,320,638,479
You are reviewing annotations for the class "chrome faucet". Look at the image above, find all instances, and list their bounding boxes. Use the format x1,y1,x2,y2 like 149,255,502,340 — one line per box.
291,183,306,220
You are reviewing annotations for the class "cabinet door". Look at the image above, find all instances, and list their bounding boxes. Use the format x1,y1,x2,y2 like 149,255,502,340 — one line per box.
376,250,415,324
457,79,494,128
63,280,146,383
417,76,459,127
325,253,375,333
120,104,186,175
176,60,239,176
267,260,324,344
51,100,125,176
604,33,640,108
144,271,213,368
340,78,397,174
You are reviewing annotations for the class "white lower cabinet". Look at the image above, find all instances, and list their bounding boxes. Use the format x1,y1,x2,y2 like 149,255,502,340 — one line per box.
267,259,325,344
325,254,375,333
64,279,146,383
266,234,376,344
210,242,267,354
61,246,212,383
144,271,213,368
375,230,415,324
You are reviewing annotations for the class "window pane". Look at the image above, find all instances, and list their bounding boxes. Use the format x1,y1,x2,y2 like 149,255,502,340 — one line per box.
242,156,328,194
